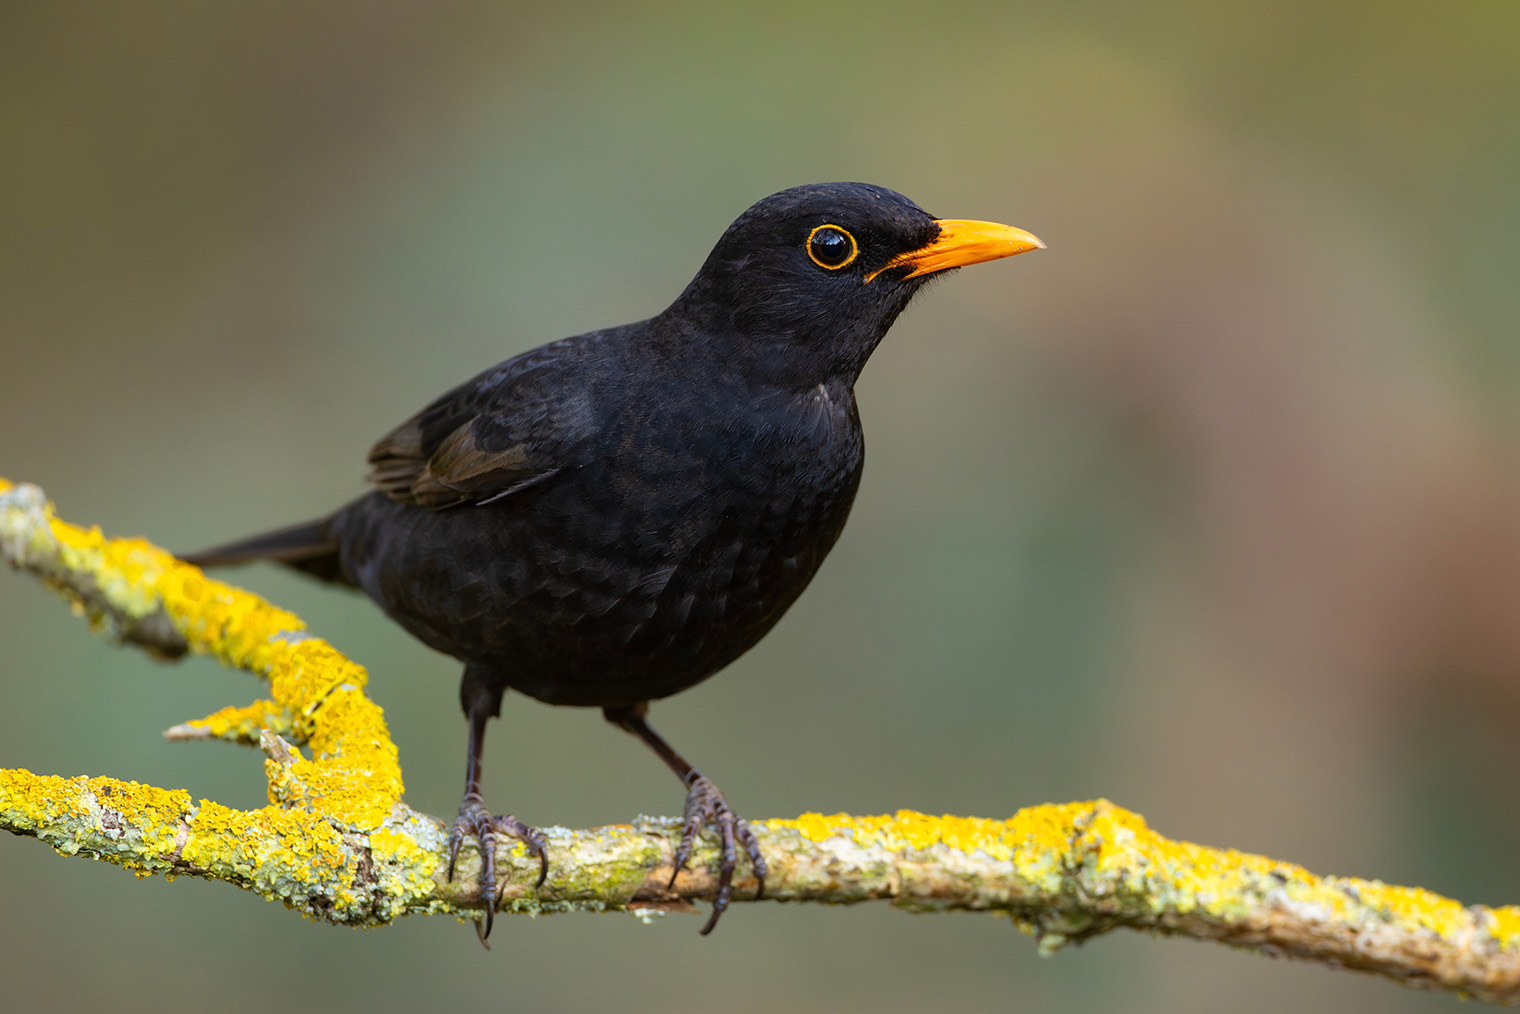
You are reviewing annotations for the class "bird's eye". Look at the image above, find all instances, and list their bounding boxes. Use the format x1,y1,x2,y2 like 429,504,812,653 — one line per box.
806,224,859,270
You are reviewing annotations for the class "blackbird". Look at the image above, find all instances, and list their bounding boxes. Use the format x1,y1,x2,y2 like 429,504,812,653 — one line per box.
184,182,1043,937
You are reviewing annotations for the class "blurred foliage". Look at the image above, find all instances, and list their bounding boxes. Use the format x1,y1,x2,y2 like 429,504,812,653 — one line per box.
3,2,1519,1012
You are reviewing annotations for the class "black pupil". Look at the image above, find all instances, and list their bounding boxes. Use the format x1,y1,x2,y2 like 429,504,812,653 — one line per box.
811,228,851,267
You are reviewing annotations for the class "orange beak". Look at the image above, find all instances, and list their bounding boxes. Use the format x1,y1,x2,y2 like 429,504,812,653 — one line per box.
865,219,1045,283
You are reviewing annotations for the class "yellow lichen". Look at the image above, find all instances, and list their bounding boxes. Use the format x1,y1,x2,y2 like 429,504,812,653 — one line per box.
765,799,1520,960
2,477,429,922
773,803,1096,865
1487,906,1520,951
179,699,293,743
1348,879,1473,940
9,471,1520,1000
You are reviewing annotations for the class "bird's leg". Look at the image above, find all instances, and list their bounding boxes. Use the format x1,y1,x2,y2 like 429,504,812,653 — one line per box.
604,702,767,934
448,669,547,944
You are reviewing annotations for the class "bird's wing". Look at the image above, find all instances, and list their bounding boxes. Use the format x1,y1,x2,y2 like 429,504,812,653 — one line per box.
366,342,594,510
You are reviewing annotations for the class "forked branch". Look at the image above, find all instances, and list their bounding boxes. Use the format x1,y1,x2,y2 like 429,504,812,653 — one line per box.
2,478,1518,1002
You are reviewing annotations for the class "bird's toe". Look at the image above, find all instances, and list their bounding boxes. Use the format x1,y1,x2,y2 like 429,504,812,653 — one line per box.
667,774,765,934
448,793,547,943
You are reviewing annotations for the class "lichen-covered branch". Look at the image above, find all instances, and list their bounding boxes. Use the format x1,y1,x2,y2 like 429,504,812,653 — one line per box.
3,478,1519,1003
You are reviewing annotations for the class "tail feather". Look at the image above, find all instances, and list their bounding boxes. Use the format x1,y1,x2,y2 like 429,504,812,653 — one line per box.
180,517,349,585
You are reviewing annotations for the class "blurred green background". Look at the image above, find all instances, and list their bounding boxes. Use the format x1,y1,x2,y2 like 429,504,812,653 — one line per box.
4,2,1520,1010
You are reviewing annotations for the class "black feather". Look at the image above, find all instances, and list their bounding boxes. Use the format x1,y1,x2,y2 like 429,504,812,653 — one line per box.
180,516,349,585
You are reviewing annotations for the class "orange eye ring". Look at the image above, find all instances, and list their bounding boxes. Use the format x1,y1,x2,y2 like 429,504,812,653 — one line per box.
806,224,859,270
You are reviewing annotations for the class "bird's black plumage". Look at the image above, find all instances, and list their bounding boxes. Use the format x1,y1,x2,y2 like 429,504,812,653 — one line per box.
184,181,1042,937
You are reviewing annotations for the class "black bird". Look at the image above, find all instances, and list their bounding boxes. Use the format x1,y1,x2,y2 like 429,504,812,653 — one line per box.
184,182,1043,937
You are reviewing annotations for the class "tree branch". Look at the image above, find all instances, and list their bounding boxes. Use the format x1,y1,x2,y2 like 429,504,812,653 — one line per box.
3,477,1518,1002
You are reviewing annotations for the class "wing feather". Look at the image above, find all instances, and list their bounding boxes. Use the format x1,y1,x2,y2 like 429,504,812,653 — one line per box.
364,340,592,510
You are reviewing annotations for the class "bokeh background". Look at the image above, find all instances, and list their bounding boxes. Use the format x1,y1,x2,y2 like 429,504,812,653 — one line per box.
4,2,1520,1011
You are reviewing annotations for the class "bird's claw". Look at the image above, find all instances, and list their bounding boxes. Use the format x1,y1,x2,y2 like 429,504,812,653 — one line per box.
668,774,767,935
446,792,548,944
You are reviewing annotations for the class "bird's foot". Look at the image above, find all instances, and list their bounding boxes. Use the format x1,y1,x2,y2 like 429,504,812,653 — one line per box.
669,774,768,935
446,792,548,944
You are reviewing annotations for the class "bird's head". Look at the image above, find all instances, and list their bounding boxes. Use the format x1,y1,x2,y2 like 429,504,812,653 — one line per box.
665,182,1043,387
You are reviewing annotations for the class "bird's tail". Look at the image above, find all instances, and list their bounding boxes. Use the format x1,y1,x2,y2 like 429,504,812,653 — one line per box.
180,516,349,585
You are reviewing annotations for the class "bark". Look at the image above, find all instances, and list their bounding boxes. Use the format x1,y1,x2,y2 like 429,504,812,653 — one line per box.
3,478,1519,1003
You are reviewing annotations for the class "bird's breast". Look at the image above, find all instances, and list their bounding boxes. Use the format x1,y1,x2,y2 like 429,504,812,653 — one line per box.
346,379,866,706
500,381,863,700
